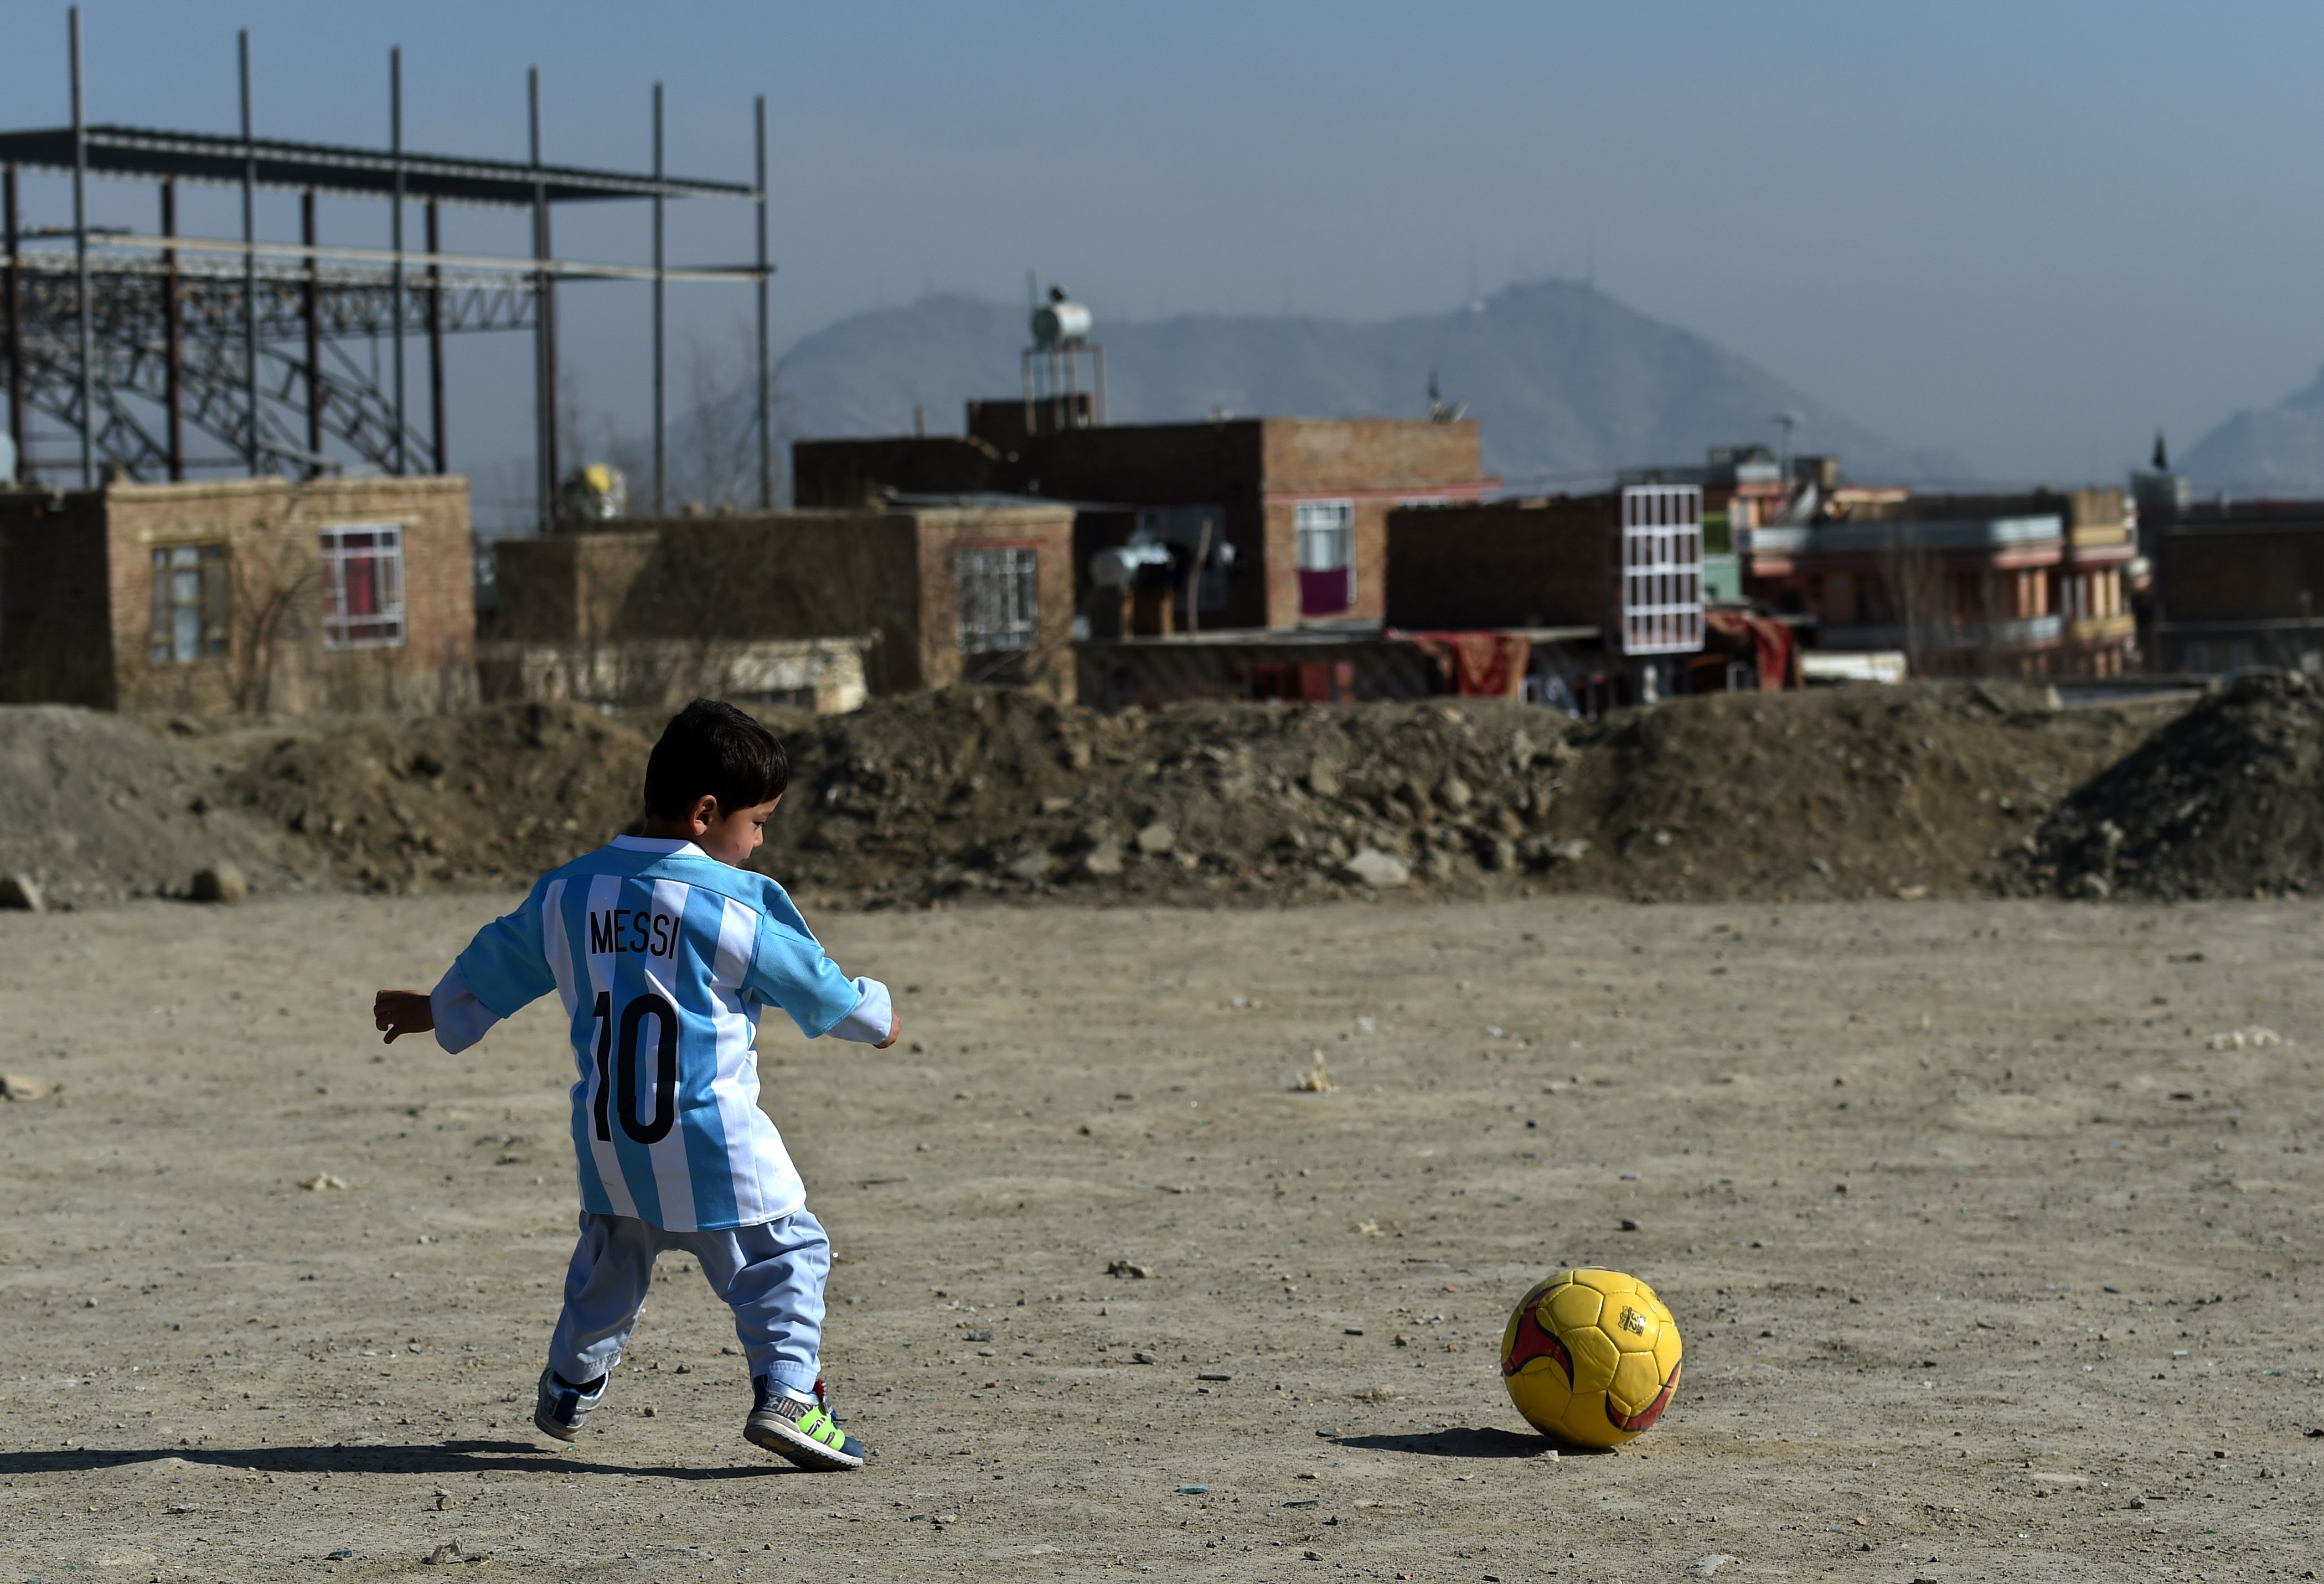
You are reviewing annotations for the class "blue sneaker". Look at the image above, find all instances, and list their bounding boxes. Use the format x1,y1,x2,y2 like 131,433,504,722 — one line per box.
533,1367,606,1442
745,1376,866,1470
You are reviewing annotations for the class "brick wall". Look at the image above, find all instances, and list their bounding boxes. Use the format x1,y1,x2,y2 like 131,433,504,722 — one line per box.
0,491,117,706
792,437,1006,509
790,416,1488,636
2160,524,2324,623
907,505,1077,697
2,477,472,714
1385,498,1615,631
1259,418,1481,494
492,506,1076,701
100,477,474,715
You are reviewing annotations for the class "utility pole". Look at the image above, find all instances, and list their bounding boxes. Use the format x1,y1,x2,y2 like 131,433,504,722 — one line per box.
754,95,772,510
240,28,259,475
652,81,664,515
390,46,407,474
70,6,94,486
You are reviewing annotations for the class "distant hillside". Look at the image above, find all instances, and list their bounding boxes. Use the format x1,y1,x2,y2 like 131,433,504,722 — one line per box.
2181,366,2324,495
769,280,1971,492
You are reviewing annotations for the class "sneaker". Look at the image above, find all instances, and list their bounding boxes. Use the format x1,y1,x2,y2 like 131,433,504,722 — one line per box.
533,1366,606,1442
745,1376,866,1471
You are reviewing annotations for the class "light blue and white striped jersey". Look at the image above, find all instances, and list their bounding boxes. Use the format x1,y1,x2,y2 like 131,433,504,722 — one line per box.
426,835,891,1231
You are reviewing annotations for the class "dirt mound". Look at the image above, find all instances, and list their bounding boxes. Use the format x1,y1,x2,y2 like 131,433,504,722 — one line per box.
761,683,2178,907
221,701,665,893
760,690,1569,904
12,683,2187,909
0,706,308,907
2012,670,2324,900
1543,682,2173,903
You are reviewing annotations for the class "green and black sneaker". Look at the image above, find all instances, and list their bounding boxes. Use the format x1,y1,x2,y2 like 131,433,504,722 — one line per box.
745,1376,866,1471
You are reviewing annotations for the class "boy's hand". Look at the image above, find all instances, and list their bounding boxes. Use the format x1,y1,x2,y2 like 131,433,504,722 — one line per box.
876,1012,900,1050
374,989,435,1044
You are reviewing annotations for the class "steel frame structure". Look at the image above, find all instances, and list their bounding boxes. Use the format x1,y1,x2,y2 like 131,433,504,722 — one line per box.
0,7,776,523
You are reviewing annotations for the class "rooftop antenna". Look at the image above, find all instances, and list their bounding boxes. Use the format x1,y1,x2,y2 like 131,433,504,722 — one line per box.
1426,370,1466,424
1772,410,1803,479
2152,430,2170,471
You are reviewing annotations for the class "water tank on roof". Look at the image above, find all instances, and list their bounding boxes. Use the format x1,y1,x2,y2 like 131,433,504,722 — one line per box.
1031,286,1092,349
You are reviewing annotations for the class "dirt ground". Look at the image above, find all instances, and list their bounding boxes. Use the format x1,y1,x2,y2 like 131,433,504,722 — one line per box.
2,893,2318,1582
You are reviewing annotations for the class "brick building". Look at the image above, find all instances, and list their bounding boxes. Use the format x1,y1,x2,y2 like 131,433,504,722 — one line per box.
793,404,1492,631
488,502,1078,704
1739,486,2136,678
0,475,474,713
2147,498,2324,675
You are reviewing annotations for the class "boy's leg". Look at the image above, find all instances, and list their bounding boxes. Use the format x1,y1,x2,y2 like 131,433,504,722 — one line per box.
547,1211,663,1385
683,1208,830,1396
684,1209,863,1470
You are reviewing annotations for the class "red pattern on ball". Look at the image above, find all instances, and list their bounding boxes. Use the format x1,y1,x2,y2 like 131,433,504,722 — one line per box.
1502,1302,1573,1384
1607,1360,1681,1432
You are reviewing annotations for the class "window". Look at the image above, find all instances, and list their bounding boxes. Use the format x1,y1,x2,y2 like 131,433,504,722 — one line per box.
318,523,406,650
1294,500,1355,615
149,543,228,665
956,547,1039,653
1617,484,1703,655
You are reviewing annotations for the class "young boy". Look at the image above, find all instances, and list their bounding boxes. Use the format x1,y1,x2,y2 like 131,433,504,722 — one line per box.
372,699,896,1471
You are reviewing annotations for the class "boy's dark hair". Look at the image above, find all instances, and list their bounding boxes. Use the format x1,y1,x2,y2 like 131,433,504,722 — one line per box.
642,699,789,820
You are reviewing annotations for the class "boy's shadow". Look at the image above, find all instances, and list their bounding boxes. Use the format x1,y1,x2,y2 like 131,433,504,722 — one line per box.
1330,1426,1608,1459
0,1441,802,1481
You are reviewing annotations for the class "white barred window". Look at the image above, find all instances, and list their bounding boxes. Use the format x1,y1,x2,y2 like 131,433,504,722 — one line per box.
1294,500,1354,572
1617,485,1703,655
318,523,406,650
956,547,1039,653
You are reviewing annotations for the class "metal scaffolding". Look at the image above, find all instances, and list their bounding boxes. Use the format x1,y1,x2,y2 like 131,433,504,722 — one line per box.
0,7,775,524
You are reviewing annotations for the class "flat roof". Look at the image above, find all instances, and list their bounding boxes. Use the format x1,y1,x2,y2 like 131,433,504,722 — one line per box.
0,123,753,207
1083,622,1600,650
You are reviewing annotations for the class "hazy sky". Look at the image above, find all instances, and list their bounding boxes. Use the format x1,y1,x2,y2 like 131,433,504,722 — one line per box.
7,1,2322,506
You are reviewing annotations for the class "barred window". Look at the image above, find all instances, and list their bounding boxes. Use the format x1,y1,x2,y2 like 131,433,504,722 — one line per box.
1294,500,1356,616
1293,500,1354,572
956,547,1039,653
318,523,406,650
148,543,229,665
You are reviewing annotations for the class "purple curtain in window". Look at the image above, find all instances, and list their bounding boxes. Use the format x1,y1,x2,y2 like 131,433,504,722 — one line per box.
1298,567,1354,616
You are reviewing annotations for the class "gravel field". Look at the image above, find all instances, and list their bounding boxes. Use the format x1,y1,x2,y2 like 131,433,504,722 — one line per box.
1,893,2318,1582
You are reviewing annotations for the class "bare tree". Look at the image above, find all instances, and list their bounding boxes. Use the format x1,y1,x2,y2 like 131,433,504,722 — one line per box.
674,321,790,513
1877,520,1936,676
228,530,318,715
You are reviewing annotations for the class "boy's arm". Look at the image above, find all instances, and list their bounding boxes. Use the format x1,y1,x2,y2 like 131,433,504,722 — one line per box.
746,915,900,1048
375,888,558,1054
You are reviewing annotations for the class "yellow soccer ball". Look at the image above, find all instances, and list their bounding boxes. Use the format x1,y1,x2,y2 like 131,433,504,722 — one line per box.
1500,1268,1682,1449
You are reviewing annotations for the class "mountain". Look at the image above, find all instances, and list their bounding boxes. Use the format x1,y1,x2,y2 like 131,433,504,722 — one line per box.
2179,366,2324,495
766,279,1971,492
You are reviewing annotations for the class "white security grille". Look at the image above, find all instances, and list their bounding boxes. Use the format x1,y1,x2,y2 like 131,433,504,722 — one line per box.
1293,500,1354,572
1617,485,1703,655
318,523,406,650
956,546,1040,653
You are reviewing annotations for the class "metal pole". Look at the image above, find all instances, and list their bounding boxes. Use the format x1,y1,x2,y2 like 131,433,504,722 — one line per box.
301,188,320,473
390,46,406,475
651,82,665,516
163,179,183,479
70,7,94,487
529,66,553,527
4,166,27,484
754,95,772,510
426,200,445,472
239,29,259,477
